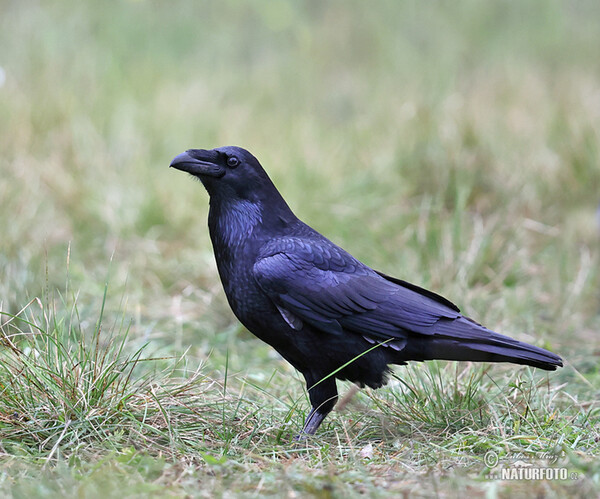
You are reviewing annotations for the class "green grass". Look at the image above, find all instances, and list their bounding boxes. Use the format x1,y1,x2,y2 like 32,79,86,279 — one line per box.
1,0,600,497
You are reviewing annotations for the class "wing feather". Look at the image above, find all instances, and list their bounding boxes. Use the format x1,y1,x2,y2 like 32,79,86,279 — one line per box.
253,237,460,341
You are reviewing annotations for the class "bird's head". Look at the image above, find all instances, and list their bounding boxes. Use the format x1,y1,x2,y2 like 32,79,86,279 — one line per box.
170,146,275,202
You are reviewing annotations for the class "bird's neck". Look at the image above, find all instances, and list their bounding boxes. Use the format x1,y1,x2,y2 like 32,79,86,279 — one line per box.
208,195,298,252
209,198,264,249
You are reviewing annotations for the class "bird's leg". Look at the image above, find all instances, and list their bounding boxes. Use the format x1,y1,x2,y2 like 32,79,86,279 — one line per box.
297,374,338,438
301,407,328,436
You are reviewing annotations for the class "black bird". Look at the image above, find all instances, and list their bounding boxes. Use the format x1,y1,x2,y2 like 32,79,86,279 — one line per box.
170,146,562,436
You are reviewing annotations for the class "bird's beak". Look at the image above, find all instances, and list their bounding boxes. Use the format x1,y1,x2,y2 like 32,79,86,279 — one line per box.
169,149,225,178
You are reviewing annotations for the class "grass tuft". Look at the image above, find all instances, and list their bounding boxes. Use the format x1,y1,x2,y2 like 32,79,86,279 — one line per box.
0,288,226,464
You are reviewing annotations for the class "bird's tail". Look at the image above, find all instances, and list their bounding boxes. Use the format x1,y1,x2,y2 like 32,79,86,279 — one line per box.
402,316,562,371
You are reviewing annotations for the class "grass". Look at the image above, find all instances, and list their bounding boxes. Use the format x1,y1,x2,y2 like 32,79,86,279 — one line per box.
1,0,600,497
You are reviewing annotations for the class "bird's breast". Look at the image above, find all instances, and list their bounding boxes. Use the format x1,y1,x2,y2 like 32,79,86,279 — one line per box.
207,203,271,324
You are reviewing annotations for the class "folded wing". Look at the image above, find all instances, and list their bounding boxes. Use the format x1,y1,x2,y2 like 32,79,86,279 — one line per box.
253,237,460,339
253,236,563,370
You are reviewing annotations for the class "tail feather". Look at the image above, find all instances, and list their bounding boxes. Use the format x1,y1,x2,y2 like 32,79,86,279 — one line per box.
401,316,563,371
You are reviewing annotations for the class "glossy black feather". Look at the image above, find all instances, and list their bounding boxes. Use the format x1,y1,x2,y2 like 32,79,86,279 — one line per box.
171,145,563,436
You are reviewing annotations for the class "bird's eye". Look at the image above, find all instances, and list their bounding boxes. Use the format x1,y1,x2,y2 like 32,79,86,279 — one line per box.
227,156,240,168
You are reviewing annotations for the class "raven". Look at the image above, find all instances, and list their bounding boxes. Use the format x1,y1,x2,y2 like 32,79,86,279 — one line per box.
170,146,562,436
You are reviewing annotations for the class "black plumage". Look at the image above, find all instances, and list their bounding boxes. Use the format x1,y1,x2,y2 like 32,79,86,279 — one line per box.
170,146,562,436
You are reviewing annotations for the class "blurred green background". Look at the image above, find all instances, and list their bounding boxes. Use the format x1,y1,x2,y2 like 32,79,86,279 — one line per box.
0,0,599,495
1,0,598,349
